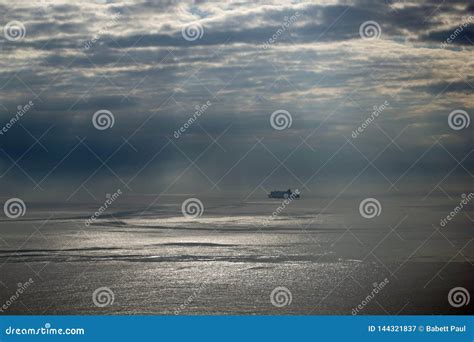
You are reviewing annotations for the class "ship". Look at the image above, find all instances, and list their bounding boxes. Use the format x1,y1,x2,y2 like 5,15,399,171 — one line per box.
268,189,300,199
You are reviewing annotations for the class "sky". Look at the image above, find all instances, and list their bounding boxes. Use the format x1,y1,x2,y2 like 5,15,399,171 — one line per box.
0,0,472,201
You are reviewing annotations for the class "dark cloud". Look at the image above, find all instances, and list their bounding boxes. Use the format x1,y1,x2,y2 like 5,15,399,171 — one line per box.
409,80,474,94
0,0,472,199
421,24,474,45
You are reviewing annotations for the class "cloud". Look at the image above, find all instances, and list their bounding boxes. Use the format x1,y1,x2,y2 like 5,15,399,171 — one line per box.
0,0,472,198
421,24,474,45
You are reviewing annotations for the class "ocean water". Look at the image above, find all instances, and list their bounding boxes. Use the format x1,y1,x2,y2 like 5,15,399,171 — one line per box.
0,194,472,315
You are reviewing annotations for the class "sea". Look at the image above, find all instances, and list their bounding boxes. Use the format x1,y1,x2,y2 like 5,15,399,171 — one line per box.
0,193,472,315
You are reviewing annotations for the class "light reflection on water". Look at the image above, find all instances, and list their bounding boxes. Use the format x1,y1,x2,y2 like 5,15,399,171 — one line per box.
0,196,473,314
123,214,327,229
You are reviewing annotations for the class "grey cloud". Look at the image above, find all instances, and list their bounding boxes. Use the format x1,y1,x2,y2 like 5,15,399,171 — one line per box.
421,24,474,45
0,0,472,199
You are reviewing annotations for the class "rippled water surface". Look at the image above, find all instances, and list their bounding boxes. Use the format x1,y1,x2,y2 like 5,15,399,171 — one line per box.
0,195,472,314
